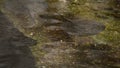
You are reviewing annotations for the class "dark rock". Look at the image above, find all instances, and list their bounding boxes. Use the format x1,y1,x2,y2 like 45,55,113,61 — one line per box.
0,40,17,68
0,11,37,68
0,11,36,47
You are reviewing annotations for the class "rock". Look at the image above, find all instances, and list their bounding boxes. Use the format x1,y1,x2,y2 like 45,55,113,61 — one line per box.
0,11,36,47
0,11,37,68
2,0,48,29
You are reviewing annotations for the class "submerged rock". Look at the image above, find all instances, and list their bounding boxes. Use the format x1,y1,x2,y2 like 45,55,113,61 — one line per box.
0,11,37,68
2,0,48,29
0,11,36,47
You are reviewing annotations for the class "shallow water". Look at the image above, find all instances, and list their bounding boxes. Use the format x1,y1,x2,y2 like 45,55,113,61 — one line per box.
1,0,120,68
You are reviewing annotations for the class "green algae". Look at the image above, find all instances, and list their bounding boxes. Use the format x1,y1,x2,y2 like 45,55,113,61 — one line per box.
29,0,120,67
67,0,120,46
0,0,120,68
